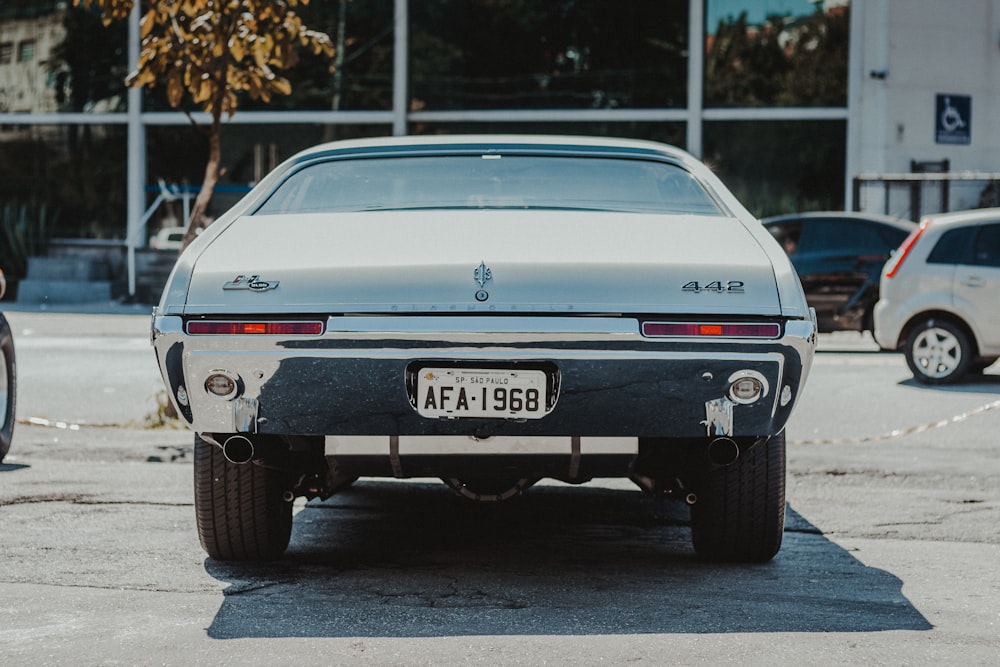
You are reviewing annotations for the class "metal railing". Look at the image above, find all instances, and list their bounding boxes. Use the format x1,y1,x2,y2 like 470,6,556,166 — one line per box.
125,181,192,299
853,171,1000,222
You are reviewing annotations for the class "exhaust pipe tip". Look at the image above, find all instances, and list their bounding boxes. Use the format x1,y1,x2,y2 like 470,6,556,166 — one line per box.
222,435,255,464
708,437,740,467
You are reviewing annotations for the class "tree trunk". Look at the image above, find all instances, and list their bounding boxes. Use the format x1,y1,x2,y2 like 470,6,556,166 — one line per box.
181,108,223,251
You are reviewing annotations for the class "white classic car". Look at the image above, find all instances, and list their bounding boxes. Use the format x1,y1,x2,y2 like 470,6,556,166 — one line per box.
151,135,816,563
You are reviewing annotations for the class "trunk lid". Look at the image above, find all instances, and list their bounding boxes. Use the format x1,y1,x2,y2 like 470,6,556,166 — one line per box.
184,210,781,315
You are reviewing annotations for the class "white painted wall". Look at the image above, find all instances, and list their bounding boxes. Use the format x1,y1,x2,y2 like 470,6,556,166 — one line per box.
854,0,1000,174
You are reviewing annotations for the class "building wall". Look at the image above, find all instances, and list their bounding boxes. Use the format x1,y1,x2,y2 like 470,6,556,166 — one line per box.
856,0,1000,174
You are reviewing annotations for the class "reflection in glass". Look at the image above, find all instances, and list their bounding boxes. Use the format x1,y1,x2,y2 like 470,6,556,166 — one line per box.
705,0,849,107
0,3,128,114
143,1,394,113
703,120,845,216
0,124,127,242
144,124,393,229
257,155,721,216
51,5,129,113
411,0,688,110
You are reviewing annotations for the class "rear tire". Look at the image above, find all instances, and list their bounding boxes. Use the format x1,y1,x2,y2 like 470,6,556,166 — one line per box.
194,434,293,561
0,314,15,463
690,432,786,563
904,319,973,385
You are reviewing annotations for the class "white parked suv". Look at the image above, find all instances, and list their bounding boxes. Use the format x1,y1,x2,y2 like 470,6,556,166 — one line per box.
874,208,1000,384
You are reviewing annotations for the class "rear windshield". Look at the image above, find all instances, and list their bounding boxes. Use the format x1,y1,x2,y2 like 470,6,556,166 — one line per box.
255,155,723,216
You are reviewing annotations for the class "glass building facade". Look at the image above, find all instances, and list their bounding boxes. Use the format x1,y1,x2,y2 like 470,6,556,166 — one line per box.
0,0,850,281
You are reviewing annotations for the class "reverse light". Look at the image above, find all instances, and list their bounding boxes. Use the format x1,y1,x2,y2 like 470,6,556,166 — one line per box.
727,370,769,405
205,371,240,399
884,219,930,278
186,320,324,335
641,322,781,338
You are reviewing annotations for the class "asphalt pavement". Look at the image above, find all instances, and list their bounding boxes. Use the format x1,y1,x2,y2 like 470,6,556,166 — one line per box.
1,308,998,665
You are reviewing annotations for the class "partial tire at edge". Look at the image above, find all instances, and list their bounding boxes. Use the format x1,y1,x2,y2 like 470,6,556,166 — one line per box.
0,314,15,463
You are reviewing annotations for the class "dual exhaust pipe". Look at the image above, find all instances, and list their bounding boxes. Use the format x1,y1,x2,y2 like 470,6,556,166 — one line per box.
707,437,740,467
222,435,255,464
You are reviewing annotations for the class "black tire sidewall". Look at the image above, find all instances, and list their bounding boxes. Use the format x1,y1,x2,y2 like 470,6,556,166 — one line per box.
0,314,15,463
690,432,786,563
193,434,293,561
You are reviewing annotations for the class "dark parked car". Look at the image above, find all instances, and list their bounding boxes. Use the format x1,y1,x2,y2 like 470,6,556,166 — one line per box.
762,212,916,332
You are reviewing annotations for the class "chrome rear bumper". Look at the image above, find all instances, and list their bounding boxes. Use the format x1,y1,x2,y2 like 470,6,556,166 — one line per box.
152,314,815,441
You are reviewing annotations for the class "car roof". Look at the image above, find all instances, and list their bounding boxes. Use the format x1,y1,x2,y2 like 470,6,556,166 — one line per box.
920,207,1000,229
285,134,700,167
760,211,917,232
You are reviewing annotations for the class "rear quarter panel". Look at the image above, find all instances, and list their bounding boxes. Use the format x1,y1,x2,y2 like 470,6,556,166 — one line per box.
952,264,1000,355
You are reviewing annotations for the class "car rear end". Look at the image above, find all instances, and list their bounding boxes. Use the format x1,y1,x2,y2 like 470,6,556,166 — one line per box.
153,206,813,460
151,136,816,562
874,208,1000,383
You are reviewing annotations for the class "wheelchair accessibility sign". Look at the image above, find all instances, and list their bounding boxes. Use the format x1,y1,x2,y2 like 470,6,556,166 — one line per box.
936,94,971,144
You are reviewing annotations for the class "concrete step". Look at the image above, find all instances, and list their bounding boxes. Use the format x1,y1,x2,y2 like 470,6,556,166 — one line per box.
16,278,113,305
27,256,110,281
17,245,181,306
131,249,178,304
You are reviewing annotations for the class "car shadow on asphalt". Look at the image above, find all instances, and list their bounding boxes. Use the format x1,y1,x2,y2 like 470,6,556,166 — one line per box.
203,480,931,638
898,372,1000,394
0,463,29,473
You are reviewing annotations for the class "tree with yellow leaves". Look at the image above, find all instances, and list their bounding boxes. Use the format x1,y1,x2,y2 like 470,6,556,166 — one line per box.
75,0,334,247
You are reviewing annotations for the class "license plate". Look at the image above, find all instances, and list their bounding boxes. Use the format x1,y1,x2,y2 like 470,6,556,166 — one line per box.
416,368,549,419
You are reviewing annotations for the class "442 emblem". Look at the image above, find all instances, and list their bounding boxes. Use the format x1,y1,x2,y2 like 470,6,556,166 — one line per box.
223,274,280,292
682,280,744,294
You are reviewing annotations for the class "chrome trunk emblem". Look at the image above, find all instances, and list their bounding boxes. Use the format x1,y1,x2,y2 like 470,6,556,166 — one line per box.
473,261,492,301
223,274,279,292
474,261,493,288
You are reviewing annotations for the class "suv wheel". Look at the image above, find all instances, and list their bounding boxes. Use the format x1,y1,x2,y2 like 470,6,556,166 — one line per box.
904,319,973,384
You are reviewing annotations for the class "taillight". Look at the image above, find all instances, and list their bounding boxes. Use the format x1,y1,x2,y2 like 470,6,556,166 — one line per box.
641,322,781,338
186,320,325,335
885,220,930,278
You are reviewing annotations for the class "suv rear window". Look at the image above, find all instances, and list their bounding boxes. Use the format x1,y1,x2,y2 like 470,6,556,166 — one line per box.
927,223,1000,266
927,227,975,264
973,223,1000,267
